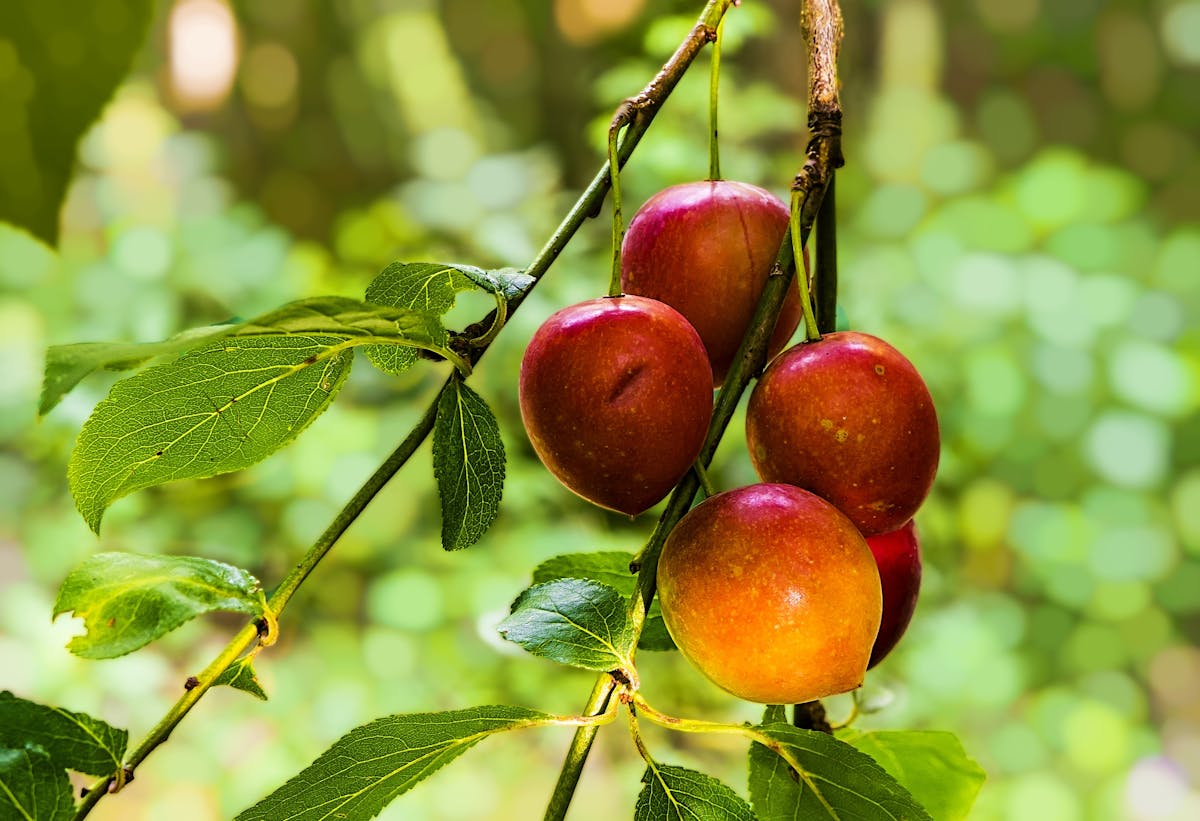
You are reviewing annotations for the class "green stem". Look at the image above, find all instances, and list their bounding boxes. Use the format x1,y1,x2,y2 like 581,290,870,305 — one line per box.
814,173,838,333
708,15,724,180
630,692,821,792
790,189,821,342
541,677,618,821
692,460,717,498
608,124,625,297
627,701,656,766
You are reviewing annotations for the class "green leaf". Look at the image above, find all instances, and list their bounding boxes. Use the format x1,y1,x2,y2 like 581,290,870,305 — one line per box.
0,745,74,821
214,658,269,701
0,0,155,245
62,297,460,531
749,723,932,821
236,706,553,821
497,578,635,672
432,376,505,550
839,731,985,821
532,552,674,651
39,324,236,416
240,297,446,348
748,707,798,821
0,691,127,777
362,262,479,374
52,552,264,659
458,266,535,302
67,334,352,532
43,296,451,421
635,764,757,820
361,262,534,373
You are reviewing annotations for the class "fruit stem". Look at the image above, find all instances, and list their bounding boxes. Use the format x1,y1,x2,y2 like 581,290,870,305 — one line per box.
790,188,822,342
814,172,838,333
627,700,657,766
828,690,860,730
708,14,724,181
693,460,717,498
541,676,619,821
630,693,823,796
792,700,833,734
607,124,625,298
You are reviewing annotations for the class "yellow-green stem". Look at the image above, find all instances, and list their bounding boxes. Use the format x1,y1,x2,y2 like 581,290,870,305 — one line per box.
790,189,822,341
541,676,618,821
708,15,724,180
693,460,717,498
608,125,625,298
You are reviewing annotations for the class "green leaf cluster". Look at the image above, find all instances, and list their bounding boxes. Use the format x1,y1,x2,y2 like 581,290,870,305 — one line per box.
0,692,130,820
749,707,984,821
46,273,523,534
499,578,635,673
533,551,675,650
0,0,155,245
53,552,265,659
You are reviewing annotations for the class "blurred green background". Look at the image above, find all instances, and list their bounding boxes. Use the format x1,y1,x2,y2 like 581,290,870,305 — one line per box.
1,0,1198,818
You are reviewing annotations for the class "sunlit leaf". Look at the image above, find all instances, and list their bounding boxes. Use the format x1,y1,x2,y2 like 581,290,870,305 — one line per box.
43,296,451,419
0,691,127,777
39,324,236,416
498,578,634,672
362,262,534,373
532,552,674,651
0,0,154,245
458,267,535,302
635,764,756,820
53,553,264,658
362,262,478,374
236,706,554,821
839,731,985,821
749,722,931,820
214,658,269,701
67,335,352,532
0,745,73,821
432,376,505,550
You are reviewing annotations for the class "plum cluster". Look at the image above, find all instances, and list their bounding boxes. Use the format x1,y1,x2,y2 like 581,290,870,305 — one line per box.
519,180,937,704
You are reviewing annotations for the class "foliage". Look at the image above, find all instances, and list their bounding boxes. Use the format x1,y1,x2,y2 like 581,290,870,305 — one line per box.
0,0,1197,819
0,0,154,244
52,552,264,658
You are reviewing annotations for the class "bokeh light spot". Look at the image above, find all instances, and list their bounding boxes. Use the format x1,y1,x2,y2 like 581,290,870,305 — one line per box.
1161,1,1200,66
367,570,443,632
168,0,238,112
1084,412,1170,489
1063,699,1130,774
1109,340,1196,418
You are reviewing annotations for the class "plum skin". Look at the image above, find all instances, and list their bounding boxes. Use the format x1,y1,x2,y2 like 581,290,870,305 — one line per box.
867,520,922,668
518,295,713,516
656,483,883,704
620,180,802,387
746,331,940,536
